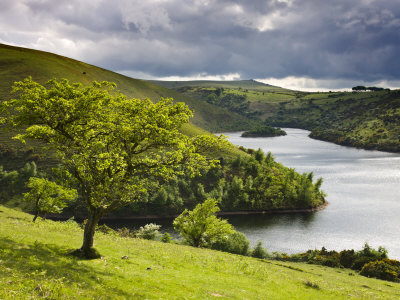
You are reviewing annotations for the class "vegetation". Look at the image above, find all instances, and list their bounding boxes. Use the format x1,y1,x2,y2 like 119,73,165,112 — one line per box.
272,244,400,282
115,148,325,217
1,77,224,258
0,161,38,204
1,205,399,299
241,126,286,137
0,45,326,223
162,80,400,153
0,43,257,140
173,198,234,247
24,177,77,222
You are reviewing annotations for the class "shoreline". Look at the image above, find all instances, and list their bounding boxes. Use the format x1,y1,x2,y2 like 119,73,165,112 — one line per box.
51,201,329,221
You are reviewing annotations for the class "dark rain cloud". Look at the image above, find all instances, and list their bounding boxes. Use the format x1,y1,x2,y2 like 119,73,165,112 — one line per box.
1,0,400,84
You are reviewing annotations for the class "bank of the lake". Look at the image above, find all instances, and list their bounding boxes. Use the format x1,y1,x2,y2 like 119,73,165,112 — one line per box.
106,128,400,260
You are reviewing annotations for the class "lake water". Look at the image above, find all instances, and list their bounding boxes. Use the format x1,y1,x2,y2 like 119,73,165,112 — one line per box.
106,128,400,258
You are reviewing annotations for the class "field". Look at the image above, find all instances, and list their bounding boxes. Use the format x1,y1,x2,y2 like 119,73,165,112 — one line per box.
1,205,399,299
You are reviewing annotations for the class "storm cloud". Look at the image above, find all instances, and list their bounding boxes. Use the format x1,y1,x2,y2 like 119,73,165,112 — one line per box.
1,0,400,89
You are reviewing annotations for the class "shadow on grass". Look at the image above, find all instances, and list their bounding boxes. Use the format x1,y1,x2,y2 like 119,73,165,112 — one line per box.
0,237,132,298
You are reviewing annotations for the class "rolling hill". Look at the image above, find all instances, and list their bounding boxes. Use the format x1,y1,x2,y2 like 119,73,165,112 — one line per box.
159,79,400,152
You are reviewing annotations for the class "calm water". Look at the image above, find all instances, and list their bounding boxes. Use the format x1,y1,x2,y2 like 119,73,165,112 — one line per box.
106,129,400,258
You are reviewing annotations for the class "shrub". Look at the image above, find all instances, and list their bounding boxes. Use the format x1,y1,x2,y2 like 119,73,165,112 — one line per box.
339,249,356,268
136,223,161,240
173,198,233,247
97,224,114,234
251,241,268,259
351,256,377,271
210,231,250,255
161,232,172,243
117,227,133,238
360,260,400,282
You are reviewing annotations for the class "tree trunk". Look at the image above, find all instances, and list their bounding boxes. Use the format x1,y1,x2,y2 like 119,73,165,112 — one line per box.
79,208,103,258
32,211,39,222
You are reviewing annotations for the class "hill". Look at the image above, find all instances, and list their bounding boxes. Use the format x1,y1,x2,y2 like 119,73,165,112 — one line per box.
0,43,257,134
1,205,399,299
162,80,400,152
0,43,257,169
0,44,326,218
149,79,289,92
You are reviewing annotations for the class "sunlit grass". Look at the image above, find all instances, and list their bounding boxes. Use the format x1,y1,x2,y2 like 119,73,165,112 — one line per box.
1,205,399,299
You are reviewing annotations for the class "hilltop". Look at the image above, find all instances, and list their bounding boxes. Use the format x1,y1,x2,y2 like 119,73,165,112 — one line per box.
1,205,399,299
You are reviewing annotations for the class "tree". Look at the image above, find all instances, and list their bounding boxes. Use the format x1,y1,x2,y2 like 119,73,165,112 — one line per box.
1,77,226,258
24,177,77,222
173,198,234,247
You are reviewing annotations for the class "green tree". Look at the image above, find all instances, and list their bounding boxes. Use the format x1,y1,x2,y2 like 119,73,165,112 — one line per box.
24,177,77,222
173,198,234,247
1,77,225,258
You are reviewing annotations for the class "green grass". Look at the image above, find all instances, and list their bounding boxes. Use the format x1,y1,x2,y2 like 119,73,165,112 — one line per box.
1,205,399,299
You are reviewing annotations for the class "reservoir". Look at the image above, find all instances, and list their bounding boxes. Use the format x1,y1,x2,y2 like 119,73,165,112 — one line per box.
224,129,400,259
106,128,400,259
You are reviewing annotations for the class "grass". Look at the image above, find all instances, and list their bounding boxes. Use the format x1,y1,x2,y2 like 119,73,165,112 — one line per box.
1,205,399,299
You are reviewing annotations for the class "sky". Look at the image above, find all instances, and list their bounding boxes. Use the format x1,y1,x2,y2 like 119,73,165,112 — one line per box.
1,0,400,91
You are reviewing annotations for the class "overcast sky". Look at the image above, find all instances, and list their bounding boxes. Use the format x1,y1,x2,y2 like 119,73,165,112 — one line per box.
1,0,400,91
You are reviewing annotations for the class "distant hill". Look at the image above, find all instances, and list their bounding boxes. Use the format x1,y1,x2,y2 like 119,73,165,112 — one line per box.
158,77,400,152
149,79,289,92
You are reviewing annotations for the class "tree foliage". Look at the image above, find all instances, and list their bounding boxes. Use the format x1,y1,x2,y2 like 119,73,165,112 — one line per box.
1,77,225,258
24,177,77,221
173,198,234,247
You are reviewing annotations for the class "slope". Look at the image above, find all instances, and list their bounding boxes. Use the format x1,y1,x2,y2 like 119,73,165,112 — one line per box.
1,205,399,299
0,43,258,134
0,44,255,169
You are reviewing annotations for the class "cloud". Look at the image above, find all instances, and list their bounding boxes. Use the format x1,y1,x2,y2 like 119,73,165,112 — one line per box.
1,0,400,89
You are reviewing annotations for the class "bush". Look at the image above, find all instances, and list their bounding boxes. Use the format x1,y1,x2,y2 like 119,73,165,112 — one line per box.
117,227,133,238
97,224,114,234
360,260,400,282
351,256,377,271
173,198,233,247
161,232,172,243
210,231,250,255
136,223,161,240
251,241,269,259
339,250,356,268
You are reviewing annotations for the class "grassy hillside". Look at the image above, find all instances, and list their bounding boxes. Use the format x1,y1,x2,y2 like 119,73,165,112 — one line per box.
0,43,257,135
162,80,400,152
151,80,302,120
1,205,399,299
268,90,400,152
0,44,256,170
